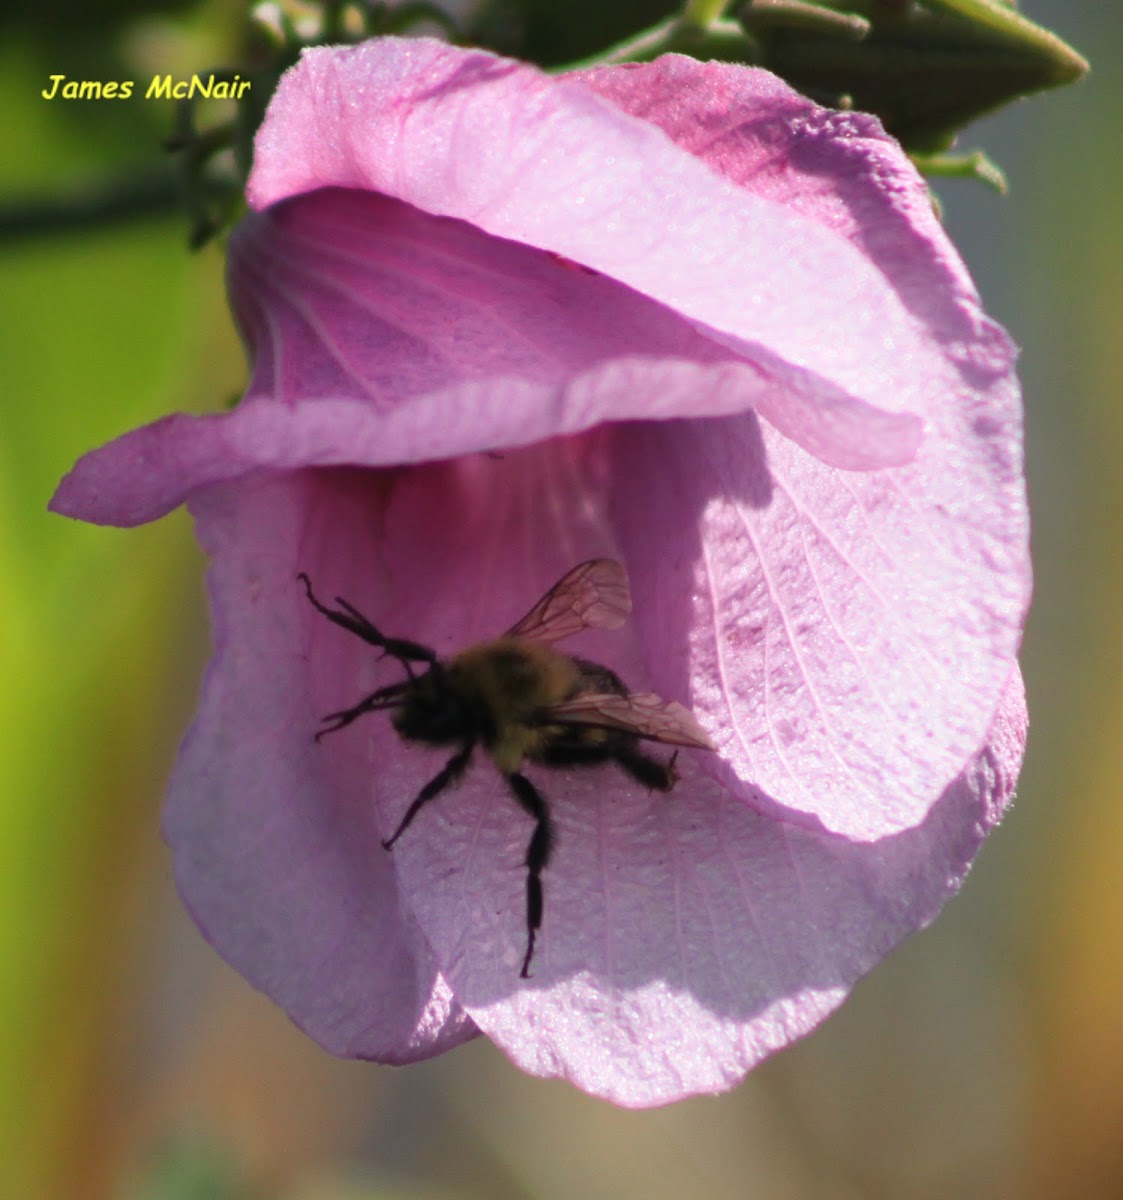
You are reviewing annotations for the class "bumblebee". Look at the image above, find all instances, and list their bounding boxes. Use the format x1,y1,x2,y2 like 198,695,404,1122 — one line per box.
299,559,714,978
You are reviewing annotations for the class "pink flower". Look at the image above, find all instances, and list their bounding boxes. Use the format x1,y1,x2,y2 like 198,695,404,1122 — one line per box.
51,39,1029,1105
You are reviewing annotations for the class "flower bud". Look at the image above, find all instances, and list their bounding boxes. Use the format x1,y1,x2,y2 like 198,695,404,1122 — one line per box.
739,0,1088,150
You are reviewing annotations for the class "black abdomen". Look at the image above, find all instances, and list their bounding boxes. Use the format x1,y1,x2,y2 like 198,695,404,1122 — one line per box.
569,657,629,699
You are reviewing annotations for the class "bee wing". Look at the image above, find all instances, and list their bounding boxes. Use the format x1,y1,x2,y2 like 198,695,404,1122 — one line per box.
543,691,716,750
505,558,631,644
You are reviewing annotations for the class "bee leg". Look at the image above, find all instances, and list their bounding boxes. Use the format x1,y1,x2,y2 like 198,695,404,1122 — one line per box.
506,772,554,980
315,678,413,741
382,742,474,850
298,573,438,676
613,746,680,792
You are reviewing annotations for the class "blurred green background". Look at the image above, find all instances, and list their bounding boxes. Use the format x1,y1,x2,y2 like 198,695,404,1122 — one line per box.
2,3,1118,1198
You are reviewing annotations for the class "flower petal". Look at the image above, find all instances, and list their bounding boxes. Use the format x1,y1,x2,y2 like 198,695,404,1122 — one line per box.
164,468,477,1061
572,55,1017,431
463,667,1026,1107
608,401,1027,839
342,441,1026,1103
247,39,931,469
553,64,1028,840
54,186,888,526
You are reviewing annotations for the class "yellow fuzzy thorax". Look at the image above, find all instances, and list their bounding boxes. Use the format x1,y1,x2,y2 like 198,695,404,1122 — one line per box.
450,638,581,774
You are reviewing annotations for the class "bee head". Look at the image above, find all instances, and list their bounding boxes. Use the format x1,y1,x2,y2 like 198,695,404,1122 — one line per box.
391,666,474,746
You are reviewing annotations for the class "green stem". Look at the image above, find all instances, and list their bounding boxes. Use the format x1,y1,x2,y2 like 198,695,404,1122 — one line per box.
911,147,1008,193
682,0,733,25
557,17,679,69
554,15,755,72
0,169,207,243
